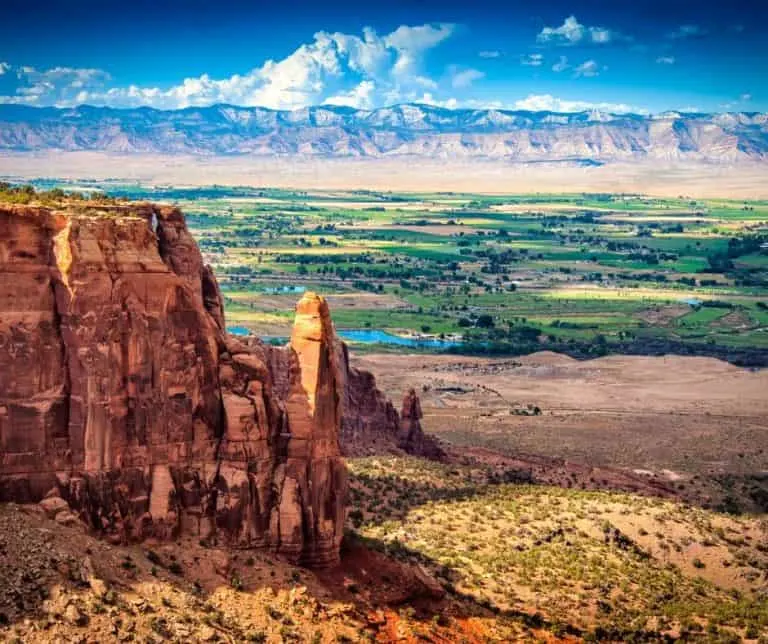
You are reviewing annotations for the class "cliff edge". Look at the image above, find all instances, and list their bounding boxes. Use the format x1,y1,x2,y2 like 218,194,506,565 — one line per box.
0,202,349,566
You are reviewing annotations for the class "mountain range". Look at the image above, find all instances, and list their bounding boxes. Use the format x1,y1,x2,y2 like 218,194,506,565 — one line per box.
1,103,767,163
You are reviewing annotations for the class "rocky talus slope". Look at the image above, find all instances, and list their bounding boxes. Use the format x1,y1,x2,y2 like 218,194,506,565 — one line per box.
0,202,439,566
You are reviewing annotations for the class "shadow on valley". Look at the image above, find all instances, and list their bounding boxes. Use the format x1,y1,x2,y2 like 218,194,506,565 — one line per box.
2,458,768,642
331,533,590,641
342,461,768,641
354,443,768,520
0,501,587,642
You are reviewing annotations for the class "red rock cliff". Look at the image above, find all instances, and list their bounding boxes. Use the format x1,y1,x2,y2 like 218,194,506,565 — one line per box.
0,203,346,566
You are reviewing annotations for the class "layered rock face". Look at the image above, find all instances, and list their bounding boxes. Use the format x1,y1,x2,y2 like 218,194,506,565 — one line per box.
336,342,401,456
334,344,444,460
0,203,346,566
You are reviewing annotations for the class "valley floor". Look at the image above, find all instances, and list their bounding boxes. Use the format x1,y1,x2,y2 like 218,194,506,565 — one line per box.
3,152,768,199
355,351,768,514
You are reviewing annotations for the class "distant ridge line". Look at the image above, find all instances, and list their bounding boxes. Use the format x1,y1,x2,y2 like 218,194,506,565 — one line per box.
0,102,766,162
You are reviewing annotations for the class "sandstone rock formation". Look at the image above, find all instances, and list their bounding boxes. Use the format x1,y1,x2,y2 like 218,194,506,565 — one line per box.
336,343,401,456
399,389,446,461
0,201,449,566
0,203,346,566
333,345,446,460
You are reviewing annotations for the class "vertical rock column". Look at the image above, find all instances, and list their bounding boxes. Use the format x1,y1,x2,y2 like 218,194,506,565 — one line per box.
274,293,347,566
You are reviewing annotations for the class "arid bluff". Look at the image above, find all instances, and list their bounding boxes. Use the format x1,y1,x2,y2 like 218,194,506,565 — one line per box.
0,202,440,567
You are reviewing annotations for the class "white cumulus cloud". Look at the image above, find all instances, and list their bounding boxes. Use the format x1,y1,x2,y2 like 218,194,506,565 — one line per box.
384,23,455,79
450,68,485,89
414,93,460,109
552,56,570,72
0,23,458,110
0,65,111,105
573,59,601,78
537,16,626,46
323,80,377,109
478,50,501,59
520,53,543,66
656,56,676,65
513,93,647,114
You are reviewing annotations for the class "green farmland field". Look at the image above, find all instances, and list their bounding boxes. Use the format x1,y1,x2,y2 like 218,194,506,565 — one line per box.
18,181,768,362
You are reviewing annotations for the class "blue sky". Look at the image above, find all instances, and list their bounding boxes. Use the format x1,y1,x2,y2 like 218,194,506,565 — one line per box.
0,0,765,113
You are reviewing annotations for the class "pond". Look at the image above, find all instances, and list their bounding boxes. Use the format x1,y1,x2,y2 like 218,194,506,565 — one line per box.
337,329,460,348
226,326,460,349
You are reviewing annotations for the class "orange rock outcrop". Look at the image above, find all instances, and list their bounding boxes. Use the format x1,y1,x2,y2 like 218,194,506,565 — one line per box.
0,203,346,566
0,202,448,565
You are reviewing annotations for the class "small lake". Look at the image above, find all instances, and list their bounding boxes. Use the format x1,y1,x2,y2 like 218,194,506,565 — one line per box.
338,329,460,348
226,326,460,349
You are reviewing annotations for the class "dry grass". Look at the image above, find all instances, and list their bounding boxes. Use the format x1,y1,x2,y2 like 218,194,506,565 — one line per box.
0,502,529,643
349,456,768,641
